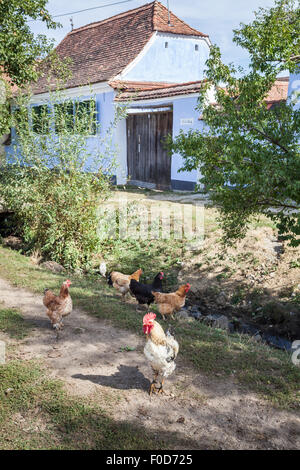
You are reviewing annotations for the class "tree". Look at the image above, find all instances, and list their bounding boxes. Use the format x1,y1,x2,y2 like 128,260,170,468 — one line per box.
0,0,58,86
0,1,59,135
169,0,300,246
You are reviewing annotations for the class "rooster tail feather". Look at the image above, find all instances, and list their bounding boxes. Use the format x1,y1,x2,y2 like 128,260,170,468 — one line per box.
44,288,49,295
107,273,113,286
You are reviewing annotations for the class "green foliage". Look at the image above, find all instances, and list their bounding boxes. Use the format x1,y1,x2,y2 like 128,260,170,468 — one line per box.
0,0,58,87
0,90,126,270
0,360,167,450
0,1,66,136
169,0,300,246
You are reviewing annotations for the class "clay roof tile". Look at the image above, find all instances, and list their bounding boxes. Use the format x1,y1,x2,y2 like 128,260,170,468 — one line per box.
32,1,208,95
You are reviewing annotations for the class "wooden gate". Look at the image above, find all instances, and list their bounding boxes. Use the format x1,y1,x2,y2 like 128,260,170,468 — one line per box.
126,108,173,190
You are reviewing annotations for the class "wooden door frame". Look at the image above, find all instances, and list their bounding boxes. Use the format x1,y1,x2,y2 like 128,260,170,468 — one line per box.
126,106,173,189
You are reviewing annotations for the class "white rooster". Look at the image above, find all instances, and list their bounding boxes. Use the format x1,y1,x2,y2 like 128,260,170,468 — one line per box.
143,312,179,396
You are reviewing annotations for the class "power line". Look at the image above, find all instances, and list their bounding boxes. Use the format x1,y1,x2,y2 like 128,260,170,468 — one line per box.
27,0,135,22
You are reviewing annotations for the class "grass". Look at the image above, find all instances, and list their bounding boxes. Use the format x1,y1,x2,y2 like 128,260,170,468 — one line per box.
0,306,188,450
99,237,184,290
177,321,300,409
0,306,32,339
0,358,172,450
0,245,300,411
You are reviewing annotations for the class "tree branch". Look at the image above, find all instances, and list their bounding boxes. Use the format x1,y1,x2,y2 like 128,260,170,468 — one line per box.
246,125,290,153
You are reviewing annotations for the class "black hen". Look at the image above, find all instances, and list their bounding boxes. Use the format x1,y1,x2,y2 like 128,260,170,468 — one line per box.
130,272,164,307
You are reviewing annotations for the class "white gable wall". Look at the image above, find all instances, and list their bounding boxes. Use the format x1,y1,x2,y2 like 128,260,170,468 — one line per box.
117,32,211,83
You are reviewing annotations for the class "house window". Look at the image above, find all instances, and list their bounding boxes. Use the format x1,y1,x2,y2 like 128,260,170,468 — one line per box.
195,44,199,51
54,99,97,135
32,105,50,134
54,101,74,134
75,99,97,135
165,42,168,48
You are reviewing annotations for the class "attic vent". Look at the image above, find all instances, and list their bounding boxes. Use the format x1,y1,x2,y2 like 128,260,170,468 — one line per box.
165,42,168,48
195,44,199,51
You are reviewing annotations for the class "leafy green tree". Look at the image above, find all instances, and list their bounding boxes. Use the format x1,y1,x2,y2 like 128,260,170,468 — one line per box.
0,0,58,86
169,0,300,245
0,1,60,135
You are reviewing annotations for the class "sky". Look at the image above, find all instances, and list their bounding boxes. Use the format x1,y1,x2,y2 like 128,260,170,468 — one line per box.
28,0,281,73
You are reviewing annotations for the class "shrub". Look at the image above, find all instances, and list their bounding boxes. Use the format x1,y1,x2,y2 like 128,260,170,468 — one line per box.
0,89,126,270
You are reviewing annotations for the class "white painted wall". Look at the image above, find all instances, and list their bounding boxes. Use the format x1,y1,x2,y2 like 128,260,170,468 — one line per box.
118,32,210,84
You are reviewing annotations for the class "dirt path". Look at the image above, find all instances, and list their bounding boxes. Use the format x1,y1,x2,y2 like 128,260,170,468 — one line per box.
0,276,299,450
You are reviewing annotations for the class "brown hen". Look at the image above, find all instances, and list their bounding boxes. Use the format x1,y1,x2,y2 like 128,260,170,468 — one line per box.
43,280,72,332
152,283,191,320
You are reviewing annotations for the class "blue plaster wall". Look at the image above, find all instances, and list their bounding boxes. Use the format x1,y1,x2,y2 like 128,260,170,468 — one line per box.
171,96,204,188
7,90,204,189
122,34,210,84
6,91,117,172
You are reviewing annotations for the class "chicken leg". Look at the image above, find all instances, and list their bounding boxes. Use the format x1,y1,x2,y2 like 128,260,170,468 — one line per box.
157,378,165,395
149,371,159,396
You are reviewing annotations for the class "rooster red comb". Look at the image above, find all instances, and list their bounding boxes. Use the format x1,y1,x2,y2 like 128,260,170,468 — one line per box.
143,313,156,324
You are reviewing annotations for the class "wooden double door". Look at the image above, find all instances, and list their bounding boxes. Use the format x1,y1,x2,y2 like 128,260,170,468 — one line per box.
127,109,173,190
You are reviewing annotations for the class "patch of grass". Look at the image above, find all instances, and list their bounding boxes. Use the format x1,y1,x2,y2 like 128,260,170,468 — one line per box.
177,321,300,410
231,287,247,305
0,307,31,339
0,246,300,411
0,360,173,450
99,236,185,291
290,259,300,269
251,216,276,230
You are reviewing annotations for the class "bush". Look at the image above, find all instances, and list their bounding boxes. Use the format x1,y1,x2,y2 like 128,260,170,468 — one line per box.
0,89,126,270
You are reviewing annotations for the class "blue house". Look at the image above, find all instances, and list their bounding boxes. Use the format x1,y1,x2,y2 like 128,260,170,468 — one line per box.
17,1,212,191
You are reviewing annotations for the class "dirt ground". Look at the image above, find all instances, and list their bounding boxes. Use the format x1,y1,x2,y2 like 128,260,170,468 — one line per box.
0,276,299,450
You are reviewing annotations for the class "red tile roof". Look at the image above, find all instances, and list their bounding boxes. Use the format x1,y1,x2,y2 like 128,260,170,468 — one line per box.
32,1,208,95
198,78,290,119
0,72,19,94
112,76,289,107
113,80,205,101
108,80,178,91
265,77,289,106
